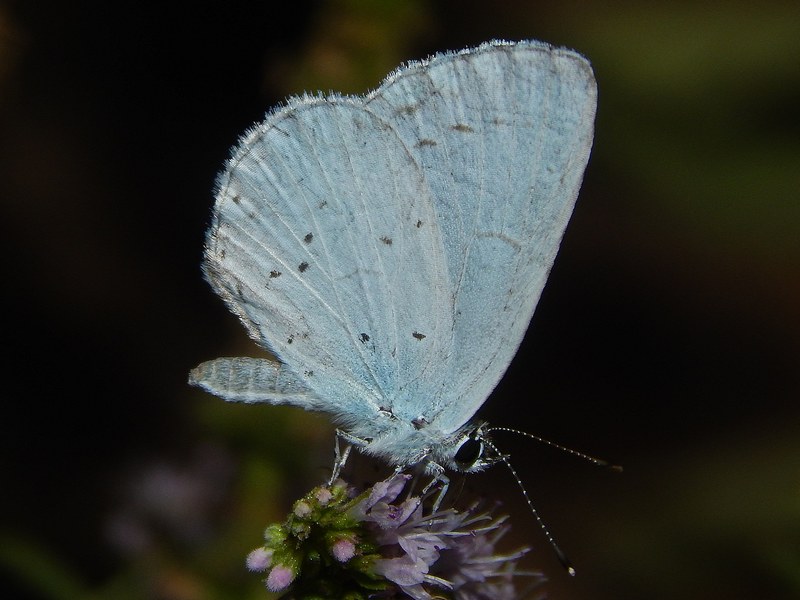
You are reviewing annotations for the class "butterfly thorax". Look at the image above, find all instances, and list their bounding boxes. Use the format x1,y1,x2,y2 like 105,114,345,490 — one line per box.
353,418,494,474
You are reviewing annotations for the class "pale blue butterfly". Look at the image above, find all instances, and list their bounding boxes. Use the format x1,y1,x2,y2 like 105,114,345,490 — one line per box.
190,39,597,520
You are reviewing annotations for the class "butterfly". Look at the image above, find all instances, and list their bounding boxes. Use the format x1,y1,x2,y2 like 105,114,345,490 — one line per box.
190,39,596,485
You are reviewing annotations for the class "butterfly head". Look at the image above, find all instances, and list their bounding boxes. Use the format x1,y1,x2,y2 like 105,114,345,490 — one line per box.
441,422,501,473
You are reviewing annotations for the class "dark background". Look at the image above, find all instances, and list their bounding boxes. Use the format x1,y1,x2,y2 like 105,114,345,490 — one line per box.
2,1,798,599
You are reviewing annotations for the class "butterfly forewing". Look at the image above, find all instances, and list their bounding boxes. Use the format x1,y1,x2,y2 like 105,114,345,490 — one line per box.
366,42,596,432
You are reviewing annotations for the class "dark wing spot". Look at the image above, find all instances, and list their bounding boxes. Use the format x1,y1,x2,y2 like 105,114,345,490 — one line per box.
415,138,437,148
451,123,474,133
269,270,281,278
304,233,313,243
412,331,426,340
412,416,428,430
232,195,241,204
318,200,328,209
304,370,314,377
359,333,370,343
416,220,423,228
287,334,294,344
298,261,309,272
380,236,392,245
379,407,399,421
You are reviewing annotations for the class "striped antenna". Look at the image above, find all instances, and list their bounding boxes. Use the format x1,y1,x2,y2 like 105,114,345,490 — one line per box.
487,427,622,472
481,436,576,576
482,428,622,575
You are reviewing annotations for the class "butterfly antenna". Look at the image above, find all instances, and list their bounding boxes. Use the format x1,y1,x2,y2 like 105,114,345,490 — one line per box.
487,427,623,472
482,437,576,576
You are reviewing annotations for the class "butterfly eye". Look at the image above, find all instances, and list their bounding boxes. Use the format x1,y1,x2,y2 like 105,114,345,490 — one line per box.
454,436,484,469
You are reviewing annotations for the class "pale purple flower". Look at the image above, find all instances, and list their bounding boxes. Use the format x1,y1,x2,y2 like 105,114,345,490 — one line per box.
314,487,333,505
293,500,312,518
246,473,539,598
331,537,356,562
246,547,272,572
265,564,295,592
348,473,534,599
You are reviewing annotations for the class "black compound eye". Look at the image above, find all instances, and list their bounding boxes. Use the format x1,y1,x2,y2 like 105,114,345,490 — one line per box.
454,437,483,469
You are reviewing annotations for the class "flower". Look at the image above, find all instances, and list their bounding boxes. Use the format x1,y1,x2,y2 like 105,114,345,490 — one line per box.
246,547,273,572
266,564,296,592
331,537,357,562
246,473,540,598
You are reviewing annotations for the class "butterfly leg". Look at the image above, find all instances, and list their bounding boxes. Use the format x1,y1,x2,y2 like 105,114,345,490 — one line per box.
329,429,368,485
421,461,449,513
329,436,351,485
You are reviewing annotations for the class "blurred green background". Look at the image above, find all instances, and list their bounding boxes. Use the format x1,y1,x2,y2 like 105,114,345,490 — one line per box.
1,1,798,599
